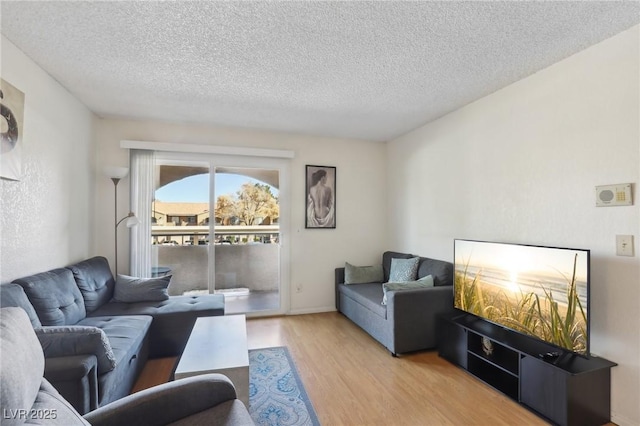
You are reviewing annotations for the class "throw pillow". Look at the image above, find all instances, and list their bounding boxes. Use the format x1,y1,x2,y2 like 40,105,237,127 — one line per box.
382,275,434,305
344,263,384,284
114,274,171,303
388,257,420,282
35,326,117,374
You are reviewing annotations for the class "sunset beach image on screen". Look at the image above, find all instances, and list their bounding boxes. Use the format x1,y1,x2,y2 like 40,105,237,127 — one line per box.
454,240,589,356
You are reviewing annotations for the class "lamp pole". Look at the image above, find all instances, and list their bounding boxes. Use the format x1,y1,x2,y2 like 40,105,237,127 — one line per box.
106,166,138,276
112,177,121,275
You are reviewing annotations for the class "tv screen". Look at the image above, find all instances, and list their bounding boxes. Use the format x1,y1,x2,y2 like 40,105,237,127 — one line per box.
454,239,590,356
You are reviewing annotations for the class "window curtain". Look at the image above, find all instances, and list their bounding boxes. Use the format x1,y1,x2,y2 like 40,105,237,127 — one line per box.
129,149,155,277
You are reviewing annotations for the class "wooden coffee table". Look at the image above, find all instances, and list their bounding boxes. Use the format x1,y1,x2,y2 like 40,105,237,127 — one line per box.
174,314,249,406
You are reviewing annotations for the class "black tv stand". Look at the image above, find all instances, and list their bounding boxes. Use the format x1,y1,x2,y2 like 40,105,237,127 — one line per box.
437,313,617,426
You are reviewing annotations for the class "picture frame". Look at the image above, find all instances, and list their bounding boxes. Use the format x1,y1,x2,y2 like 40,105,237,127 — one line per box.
1,79,25,181
305,165,336,229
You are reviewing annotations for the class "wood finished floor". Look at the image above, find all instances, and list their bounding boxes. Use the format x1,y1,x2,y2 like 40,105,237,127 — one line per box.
134,312,551,425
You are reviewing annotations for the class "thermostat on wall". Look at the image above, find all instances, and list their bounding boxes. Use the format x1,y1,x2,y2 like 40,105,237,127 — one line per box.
595,183,632,207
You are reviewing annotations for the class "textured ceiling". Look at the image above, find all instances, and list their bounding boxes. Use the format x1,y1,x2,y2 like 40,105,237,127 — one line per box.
1,1,639,142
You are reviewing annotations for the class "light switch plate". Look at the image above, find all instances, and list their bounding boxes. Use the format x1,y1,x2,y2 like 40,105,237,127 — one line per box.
596,184,632,206
616,235,634,257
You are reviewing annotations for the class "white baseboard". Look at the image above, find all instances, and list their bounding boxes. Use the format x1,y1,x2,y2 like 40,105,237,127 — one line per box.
287,306,336,315
612,411,635,426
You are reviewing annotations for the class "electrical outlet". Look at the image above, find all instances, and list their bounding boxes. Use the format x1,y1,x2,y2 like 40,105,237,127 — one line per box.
616,235,634,257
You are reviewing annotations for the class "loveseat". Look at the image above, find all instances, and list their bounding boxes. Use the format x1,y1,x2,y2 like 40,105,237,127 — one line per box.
335,251,455,355
0,307,253,426
0,256,225,415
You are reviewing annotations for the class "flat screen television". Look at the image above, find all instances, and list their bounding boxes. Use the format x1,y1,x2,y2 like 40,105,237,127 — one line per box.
454,239,590,357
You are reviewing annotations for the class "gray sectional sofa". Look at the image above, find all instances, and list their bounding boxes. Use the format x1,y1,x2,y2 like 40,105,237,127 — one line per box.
1,307,253,426
335,251,455,355
0,256,224,415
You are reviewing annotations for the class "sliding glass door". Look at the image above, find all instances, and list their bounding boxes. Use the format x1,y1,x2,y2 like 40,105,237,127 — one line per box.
212,166,280,314
150,153,286,315
152,159,211,296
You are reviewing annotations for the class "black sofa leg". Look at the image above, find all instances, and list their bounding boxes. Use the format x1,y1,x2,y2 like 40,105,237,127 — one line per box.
391,352,397,357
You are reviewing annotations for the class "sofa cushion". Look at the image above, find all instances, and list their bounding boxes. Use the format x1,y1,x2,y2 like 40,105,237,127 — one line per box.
388,257,420,282
0,308,45,426
417,257,454,286
14,268,86,326
35,326,117,374
382,275,434,305
344,262,383,284
382,251,414,282
69,256,115,313
88,295,224,358
89,295,224,318
77,316,152,368
0,283,42,327
338,283,386,319
114,274,171,303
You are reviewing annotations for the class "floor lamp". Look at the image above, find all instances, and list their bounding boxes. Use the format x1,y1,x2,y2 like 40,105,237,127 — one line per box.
105,167,140,275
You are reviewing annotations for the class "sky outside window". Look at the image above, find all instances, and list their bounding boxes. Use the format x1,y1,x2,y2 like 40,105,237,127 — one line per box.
155,173,278,203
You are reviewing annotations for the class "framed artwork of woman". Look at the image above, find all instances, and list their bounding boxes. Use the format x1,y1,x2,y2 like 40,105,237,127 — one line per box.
305,165,336,229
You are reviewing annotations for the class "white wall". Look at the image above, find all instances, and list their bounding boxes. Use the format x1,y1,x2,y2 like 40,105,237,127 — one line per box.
0,36,95,283
387,25,639,425
93,118,387,314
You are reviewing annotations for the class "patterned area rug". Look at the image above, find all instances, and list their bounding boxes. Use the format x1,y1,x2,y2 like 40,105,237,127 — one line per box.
249,346,320,426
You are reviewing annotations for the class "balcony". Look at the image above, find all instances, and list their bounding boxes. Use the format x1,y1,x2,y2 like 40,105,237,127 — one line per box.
152,225,280,313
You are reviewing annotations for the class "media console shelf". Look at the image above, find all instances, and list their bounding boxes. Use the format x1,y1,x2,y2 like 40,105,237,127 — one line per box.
437,313,617,426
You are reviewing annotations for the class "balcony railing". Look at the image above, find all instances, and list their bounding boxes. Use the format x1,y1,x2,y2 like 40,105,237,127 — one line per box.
152,224,279,245
151,225,280,297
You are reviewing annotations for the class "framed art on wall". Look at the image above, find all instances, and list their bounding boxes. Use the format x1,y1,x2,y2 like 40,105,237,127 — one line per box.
1,79,25,181
305,165,336,229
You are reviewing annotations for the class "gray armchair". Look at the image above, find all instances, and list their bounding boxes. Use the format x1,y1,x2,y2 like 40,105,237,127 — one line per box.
0,307,254,426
